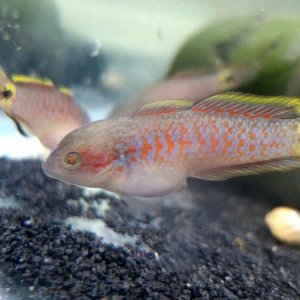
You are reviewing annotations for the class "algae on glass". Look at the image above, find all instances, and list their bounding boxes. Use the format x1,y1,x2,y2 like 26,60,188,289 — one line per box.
169,18,300,97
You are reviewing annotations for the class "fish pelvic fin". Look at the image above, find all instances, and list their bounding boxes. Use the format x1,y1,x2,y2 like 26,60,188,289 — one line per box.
133,99,194,117
192,157,300,181
5,112,29,137
192,92,300,120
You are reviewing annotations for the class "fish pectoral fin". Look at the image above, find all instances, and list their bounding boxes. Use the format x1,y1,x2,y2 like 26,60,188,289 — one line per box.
132,99,194,117
191,157,300,181
192,92,300,119
6,113,29,137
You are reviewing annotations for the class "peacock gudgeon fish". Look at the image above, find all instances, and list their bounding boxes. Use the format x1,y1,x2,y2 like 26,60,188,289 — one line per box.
112,65,256,117
43,92,300,197
0,68,90,150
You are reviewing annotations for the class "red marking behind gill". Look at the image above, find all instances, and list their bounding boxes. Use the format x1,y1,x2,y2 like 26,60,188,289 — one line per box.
79,148,118,173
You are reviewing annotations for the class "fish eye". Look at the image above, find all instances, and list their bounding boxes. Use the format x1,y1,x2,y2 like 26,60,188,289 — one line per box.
63,152,82,169
2,86,13,99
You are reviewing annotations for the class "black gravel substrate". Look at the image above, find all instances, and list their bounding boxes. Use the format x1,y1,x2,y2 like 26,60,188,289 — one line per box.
0,158,300,299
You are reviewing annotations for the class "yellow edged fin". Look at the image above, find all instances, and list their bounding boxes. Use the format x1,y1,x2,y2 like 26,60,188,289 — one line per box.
192,157,300,181
192,92,300,119
211,92,300,110
133,99,194,117
12,74,54,87
59,86,74,98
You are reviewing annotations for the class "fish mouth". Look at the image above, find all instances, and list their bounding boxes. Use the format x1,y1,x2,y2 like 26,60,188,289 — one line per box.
42,149,62,180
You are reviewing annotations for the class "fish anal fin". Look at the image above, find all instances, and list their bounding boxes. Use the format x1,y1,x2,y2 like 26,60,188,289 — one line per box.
192,157,300,181
192,92,300,120
133,99,193,117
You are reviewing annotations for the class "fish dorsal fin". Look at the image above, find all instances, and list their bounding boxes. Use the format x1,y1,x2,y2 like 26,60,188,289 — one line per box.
58,86,74,102
192,92,300,119
192,157,300,181
12,74,54,88
133,99,194,117
11,74,75,100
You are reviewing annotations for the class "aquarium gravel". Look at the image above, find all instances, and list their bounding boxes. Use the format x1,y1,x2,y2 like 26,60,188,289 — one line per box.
0,158,300,299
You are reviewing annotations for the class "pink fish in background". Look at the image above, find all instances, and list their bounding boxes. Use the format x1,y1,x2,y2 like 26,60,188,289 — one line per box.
43,92,300,197
112,65,257,117
0,69,90,150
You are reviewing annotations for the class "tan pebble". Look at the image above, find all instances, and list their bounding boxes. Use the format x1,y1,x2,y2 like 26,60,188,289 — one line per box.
265,206,300,245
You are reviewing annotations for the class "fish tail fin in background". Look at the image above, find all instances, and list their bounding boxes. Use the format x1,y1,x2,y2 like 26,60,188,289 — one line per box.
190,92,300,180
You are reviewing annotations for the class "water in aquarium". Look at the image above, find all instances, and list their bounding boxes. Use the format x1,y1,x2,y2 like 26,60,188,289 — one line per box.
1,1,300,299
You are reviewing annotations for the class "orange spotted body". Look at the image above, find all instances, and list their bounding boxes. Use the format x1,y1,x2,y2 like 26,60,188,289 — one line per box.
123,112,298,174
44,93,300,197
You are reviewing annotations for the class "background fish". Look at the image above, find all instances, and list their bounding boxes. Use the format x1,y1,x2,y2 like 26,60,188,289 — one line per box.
141,65,257,102
0,68,90,150
44,92,300,198
112,65,256,117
